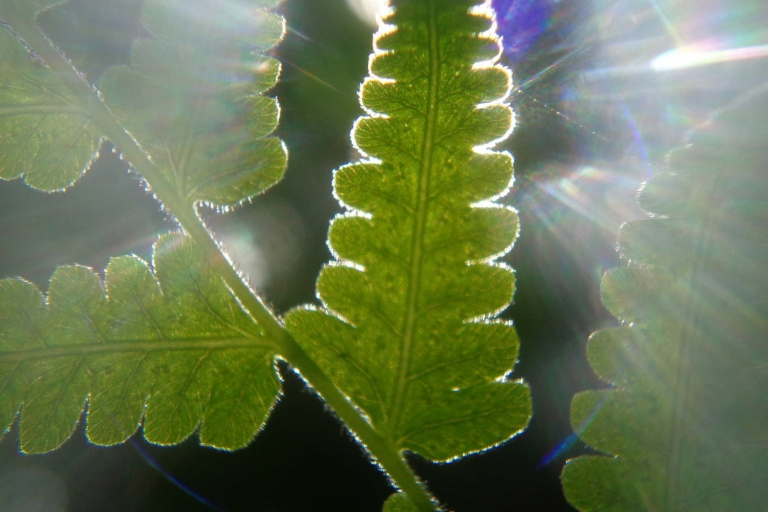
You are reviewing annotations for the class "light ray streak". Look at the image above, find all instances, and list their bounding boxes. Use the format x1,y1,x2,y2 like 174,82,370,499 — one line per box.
619,102,653,178
652,44,768,71
129,438,229,512
539,391,610,467
274,55,342,92
514,46,589,93
647,0,683,45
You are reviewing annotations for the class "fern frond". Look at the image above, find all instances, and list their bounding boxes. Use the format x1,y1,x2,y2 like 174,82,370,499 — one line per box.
98,0,286,207
0,233,279,454
0,22,101,190
562,96,768,510
286,0,530,463
0,0,288,455
0,0,286,205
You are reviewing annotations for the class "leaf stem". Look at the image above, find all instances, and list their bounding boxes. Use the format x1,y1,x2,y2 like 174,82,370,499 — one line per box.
10,17,439,512
176,211,439,512
279,339,440,512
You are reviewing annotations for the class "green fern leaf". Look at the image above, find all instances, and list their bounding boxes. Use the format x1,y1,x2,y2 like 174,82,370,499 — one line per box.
383,493,419,512
1,0,285,205
561,99,768,510
0,0,288,454
0,233,279,454
286,0,531,463
0,23,100,190
98,0,286,207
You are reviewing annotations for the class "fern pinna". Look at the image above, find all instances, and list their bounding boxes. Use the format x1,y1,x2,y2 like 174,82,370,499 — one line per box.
289,0,528,458
286,0,530,506
0,1,528,511
561,96,768,510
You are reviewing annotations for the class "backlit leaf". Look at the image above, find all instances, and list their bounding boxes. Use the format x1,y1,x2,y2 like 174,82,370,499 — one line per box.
383,492,420,512
562,95,768,511
0,233,279,454
98,0,286,207
286,0,531,463
0,23,100,190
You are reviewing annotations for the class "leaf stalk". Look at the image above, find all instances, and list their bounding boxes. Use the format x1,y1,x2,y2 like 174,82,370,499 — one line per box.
7,16,439,512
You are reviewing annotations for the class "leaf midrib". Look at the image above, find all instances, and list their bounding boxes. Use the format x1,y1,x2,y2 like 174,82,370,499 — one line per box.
388,0,440,442
0,336,273,364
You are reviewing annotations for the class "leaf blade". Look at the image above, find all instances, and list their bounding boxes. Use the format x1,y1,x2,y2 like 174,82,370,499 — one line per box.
0,26,100,191
287,0,530,463
0,234,279,453
562,98,768,511
98,0,287,207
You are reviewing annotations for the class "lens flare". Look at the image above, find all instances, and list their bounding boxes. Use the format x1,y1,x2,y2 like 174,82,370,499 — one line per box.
652,43,768,71
345,0,387,26
494,0,553,65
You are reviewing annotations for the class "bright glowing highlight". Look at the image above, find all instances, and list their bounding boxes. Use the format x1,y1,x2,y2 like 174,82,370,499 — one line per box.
652,44,768,71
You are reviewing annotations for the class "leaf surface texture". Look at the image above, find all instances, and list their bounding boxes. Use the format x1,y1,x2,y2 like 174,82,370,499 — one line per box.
383,493,420,512
286,0,530,462
0,234,279,453
0,23,100,190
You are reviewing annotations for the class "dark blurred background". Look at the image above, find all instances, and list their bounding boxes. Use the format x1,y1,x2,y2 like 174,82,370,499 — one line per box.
0,0,766,510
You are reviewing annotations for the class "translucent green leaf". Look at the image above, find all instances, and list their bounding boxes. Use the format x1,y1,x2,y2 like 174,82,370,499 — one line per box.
98,0,286,207
286,0,530,463
0,233,279,454
562,98,768,510
0,24,100,190
383,492,420,512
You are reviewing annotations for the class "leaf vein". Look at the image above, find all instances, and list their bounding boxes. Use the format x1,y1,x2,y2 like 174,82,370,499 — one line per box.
388,0,440,442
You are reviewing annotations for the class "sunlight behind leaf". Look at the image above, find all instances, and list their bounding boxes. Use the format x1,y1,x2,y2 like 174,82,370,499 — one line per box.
99,0,287,207
287,0,531,463
562,95,768,511
0,28,101,191
0,234,280,454
346,0,386,27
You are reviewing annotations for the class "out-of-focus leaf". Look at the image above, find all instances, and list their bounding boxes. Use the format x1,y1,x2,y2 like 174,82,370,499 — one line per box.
1,0,287,204
0,233,279,454
287,0,530,464
562,97,768,511
99,0,286,207
0,0,67,27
